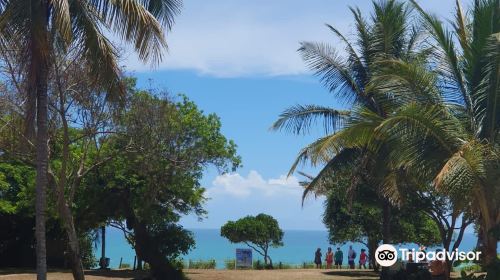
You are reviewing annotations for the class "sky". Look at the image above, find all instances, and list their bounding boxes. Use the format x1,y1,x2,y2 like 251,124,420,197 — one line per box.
123,0,458,230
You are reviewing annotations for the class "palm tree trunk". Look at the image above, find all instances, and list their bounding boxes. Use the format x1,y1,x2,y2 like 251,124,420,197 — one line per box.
481,222,499,280
367,236,379,272
32,1,50,279
382,200,391,243
35,60,48,280
380,200,391,280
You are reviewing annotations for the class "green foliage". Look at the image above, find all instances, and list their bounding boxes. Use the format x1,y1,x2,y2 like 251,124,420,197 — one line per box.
224,259,236,270
221,213,283,268
187,259,216,269
253,259,265,270
459,271,486,280
0,162,35,215
80,88,240,278
221,214,284,249
322,167,441,247
119,263,131,269
79,232,98,269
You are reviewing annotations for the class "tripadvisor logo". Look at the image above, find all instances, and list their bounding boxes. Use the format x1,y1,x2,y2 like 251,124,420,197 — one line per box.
375,244,482,267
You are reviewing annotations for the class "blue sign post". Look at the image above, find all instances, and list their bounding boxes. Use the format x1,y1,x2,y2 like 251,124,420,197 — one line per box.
236,248,253,269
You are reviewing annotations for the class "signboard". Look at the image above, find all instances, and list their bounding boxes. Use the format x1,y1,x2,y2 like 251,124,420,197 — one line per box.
235,248,253,268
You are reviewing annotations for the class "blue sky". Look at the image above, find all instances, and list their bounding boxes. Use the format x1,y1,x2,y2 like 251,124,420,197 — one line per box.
124,0,458,230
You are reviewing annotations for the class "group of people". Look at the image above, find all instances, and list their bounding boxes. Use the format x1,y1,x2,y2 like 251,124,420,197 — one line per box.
314,246,368,269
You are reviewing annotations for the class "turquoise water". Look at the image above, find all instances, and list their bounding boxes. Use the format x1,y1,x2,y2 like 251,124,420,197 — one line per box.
95,227,490,269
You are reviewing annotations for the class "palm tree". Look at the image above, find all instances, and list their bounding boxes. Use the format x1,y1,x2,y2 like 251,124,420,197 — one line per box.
0,1,182,279
273,0,423,247
374,0,499,275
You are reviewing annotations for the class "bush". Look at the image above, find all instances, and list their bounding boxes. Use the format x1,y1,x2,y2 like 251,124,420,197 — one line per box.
187,259,216,269
79,232,97,269
461,263,484,273
301,262,316,269
170,259,185,270
119,263,131,269
253,260,264,270
224,259,236,270
458,271,486,280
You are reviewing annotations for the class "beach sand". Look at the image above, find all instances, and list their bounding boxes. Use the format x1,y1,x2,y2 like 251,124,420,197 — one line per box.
1,269,462,280
0,269,378,280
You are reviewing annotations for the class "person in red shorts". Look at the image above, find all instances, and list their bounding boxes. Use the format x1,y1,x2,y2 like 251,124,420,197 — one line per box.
359,249,368,269
325,247,334,269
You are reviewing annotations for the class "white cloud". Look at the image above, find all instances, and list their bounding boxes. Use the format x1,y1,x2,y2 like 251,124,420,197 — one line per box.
207,170,302,198
120,0,458,78
181,169,326,230
122,0,352,77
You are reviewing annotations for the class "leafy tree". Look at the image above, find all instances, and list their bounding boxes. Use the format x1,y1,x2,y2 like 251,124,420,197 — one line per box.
221,213,284,268
272,0,424,249
0,160,97,269
0,1,182,279
370,1,500,277
300,168,440,271
84,88,240,279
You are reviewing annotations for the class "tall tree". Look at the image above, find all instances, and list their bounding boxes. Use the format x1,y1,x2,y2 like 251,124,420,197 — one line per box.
0,1,182,279
373,0,500,277
272,0,423,247
86,90,241,279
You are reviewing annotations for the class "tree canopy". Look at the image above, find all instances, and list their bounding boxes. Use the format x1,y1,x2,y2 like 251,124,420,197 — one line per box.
221,213,284,268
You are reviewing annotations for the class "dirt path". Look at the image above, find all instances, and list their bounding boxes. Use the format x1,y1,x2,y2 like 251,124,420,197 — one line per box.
0,269,378,280
185,269,378,280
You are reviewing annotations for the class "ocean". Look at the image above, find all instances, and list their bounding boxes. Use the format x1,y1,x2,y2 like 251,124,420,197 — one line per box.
94,227,490,269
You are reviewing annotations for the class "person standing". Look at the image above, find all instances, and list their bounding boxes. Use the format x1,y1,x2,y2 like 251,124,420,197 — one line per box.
325,247,334,269
348,245,356,269
359,249,367,269
314,248,322,269
334,247,343,269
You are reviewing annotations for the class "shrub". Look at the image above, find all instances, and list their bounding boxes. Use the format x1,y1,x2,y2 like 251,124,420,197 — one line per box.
170,259,185,270
458,271,486,280
224,259,236,270
253,260,264,270
187,259,216,269
119,263,131,269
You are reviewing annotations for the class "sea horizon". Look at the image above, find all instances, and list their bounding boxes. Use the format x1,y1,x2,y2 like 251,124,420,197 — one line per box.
95,227,485,269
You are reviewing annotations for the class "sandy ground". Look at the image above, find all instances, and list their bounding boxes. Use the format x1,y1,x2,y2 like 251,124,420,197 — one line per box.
0,269,379,280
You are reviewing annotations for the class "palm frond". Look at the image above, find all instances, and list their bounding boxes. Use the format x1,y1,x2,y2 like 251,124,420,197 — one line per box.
349,6,373,71
99,0,168,64
369,59,442,106
452,0,470,55
141,0,182,29
288,131,349,176
52,0,72,43
375,103,464,165
474,32,500,141
271,104,349,135
325,23,368,86
300,148,360,205
433,141,491,204
298,41,365,105
411,0,471,111
71,0,124,97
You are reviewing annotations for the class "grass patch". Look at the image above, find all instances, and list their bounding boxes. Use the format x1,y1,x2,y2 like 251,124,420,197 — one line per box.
187,259,216,269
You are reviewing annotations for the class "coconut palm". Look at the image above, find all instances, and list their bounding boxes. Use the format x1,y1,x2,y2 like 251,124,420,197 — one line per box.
374,0,499,274
272,0,427,247
0,1,181,279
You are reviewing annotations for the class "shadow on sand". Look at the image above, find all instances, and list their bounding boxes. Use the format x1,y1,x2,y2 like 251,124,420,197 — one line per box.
85,269,150,279
322,270,379,279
